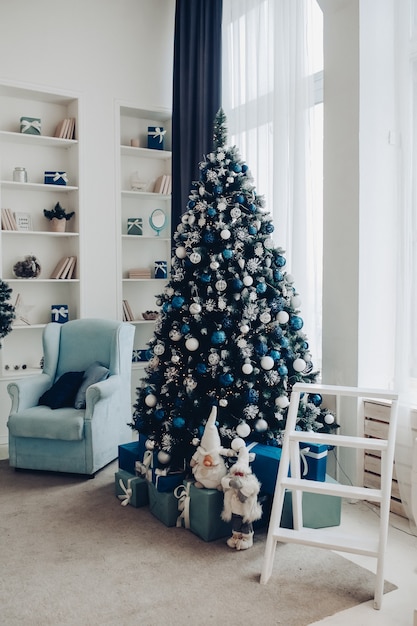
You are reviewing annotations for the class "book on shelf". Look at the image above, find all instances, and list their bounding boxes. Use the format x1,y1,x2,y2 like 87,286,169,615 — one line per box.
153,174,171,195
54,117,76,140
122,299,135,322
128,268,152,279
50,256,77,279
1,208,18,230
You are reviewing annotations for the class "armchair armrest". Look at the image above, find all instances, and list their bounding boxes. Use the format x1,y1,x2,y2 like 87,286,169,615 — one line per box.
85,375,121,418
8,373,53,413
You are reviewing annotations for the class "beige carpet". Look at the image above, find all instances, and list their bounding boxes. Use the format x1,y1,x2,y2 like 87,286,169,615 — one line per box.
0,458,396,626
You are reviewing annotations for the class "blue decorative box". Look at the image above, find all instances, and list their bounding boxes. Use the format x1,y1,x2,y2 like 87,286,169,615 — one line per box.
300,442,328,482
147,126,166,150
280,475,341,529
44,171,68,186
150,469,186,493
115,469,149,508
118,438,147,475
147,480,179,527
51,305,68,324
20,116,41,135
132,349,153,362
154,260,167,279
127,218,143,236
248,442,282,495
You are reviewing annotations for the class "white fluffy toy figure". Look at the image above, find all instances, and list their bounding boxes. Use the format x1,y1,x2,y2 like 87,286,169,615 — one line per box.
190,405,229,489
221,440,262,550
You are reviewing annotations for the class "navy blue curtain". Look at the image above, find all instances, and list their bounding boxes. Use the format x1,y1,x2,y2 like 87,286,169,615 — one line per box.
171,0,223,239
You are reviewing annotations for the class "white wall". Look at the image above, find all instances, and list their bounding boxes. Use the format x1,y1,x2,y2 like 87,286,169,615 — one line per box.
0,0,175,442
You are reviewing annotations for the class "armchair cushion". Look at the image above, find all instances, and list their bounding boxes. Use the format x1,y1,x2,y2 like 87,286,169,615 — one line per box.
74,361,109,409
38,371,85,409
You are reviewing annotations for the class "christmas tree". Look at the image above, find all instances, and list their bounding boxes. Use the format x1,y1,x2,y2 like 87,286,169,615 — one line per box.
132,110,337,470
0,279,15,344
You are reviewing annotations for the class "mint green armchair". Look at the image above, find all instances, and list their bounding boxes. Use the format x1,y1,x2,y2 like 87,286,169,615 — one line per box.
7,318,135,477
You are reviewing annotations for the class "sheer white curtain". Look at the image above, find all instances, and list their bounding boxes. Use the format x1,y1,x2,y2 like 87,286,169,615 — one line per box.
222,0,323,368
394,0,417,531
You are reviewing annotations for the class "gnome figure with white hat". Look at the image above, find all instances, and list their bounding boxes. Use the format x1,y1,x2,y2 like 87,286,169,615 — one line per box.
221,439,262,550
190,405,229,490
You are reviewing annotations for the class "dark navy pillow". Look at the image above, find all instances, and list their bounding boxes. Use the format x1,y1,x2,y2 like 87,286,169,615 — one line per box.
38,371,85,409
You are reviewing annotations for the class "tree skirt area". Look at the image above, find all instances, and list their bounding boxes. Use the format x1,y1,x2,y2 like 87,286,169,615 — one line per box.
0,459,396,626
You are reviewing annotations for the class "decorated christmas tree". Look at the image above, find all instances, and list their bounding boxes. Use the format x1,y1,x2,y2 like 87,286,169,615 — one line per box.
0,279,15,344
132,110,337,470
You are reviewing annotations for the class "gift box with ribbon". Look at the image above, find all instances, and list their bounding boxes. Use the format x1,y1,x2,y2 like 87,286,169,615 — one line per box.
147,126,166,150
51,304,68,324
154,260,167,279
20,116,41,135
44,171,68,186
149,468,185,493
147,480,179,527
175,481,232,542
132,349,153,363
127,217,143,236
280,475,341,529
299,442,328,482
247,442,282,496
118,438,148,475
115,469,149,508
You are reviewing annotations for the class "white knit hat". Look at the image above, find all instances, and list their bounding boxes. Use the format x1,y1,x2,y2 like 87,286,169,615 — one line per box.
231,444,251,475
199,405,221,454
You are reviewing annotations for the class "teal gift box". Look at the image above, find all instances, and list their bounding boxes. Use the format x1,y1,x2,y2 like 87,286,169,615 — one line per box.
280,475,341,529
187,482,232,542
20,116,41,135
115,469,149,508
44,171,68,185
127,217,143,236
118,438,147,475
147,126,166,150
147,480,179,527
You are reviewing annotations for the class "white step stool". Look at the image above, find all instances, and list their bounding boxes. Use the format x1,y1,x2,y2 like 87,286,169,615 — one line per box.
260,383,399,610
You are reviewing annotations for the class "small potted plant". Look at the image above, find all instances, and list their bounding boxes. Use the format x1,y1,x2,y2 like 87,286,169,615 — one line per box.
43,202,75,232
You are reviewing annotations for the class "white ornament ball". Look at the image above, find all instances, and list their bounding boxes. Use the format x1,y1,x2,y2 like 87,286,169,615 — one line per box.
215,279,227,292
145,439,155,450
259,312,271,324
231,207,242,219
192,437,200,447
293,358,306,372
153,343,165,356
324,413,335,425
185,337,199,351
242,362,253,375
157,450,171,464
277,311,289,324
189,252,201,264
255,418,268,432
231,437,245,452
169,329,182,341
220,229,231,240
240,324,250,335
176,246,187,259
285,273,295,284
189,302,202,315
188,214,196,225
181,213,189,224
275,396,290,409
236,422,251,438
171,354,180,363
210,260,220,270
291,295,302,308
243,275,253,287
260,355,274,370
219,398,228,407
145,394,157,407
208,352,220,365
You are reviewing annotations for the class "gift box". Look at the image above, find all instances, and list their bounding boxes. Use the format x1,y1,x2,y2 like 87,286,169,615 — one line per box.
147,126,166,150
118,438,148,475
115,469,149,508
177,481,232,542
147,480,179,527
150,468,186,493
248,442,282,496
44,171,68,186
20,116,41,135
132,349,153,362
51,305,68,324
154,260,167,279
127,218,143,236
300,442,328,482
280,475,341,529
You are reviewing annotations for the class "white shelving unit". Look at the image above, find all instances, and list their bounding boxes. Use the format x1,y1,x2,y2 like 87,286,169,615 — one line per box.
0,82,81,378
116,103,172,391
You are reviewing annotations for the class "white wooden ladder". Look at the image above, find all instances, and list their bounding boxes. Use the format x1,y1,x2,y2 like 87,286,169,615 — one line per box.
260,383,399,610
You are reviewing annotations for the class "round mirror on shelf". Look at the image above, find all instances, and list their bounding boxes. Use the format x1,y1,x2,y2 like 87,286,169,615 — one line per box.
149,209,167,236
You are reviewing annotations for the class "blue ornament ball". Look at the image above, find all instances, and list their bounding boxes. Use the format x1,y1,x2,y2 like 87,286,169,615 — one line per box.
235,194,245,204
279,336,289,348
265,222,274,233
188,200,196,210
255,341,268,356
248,225,257,235
223,249,233,260
256,282,267,294
154,409,165,421
232,278,243,291
196,363,207,375
219,373,234,386
246,388,259,404
211,330,226,345
269,350,281,361
207,207,216,217
248,203,256,213
242,164,248,172
276,255,286,267
309,394,323,407
278,364,288,376
173,417,186,428
233,164,242,173
172,296,185,309
200,273,211,284
273,270,284,281
289,315,304,330
204,232,215,243
181,324,190,335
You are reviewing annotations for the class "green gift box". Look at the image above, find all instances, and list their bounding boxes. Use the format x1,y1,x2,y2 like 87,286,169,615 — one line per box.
280,475,341,529
20,116,41,135
127,217,143,236
115,469,149,508
187,483,232,542
147,480,179,527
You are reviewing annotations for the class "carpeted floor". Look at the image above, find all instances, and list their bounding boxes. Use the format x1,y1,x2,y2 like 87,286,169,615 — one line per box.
0,459,396,626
